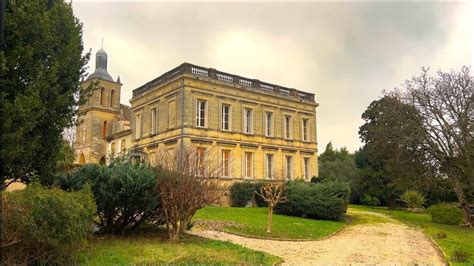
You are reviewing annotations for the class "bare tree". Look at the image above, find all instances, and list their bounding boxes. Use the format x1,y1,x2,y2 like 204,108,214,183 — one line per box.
152,144,225,240
401,66,473,226
255,182,286,233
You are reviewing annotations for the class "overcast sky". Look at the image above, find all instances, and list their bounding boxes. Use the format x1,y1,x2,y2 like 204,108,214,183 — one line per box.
72,1,473,152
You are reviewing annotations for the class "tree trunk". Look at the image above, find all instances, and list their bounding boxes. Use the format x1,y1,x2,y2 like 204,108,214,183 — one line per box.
451,176,473,227
267,206,273,233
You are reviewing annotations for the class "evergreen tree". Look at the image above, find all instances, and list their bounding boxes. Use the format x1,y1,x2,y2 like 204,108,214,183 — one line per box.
0,0,90,188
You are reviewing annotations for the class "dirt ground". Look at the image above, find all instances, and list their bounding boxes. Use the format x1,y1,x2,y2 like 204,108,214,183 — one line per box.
189,210,445,265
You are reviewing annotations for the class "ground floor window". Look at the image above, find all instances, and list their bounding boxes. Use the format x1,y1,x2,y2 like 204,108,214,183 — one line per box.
265,154,274,179
244,152,253,178
285,155,293,180
304,157,310,180
222,150,231,177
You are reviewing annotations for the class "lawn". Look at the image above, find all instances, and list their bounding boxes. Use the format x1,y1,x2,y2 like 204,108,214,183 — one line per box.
351,205,474,264
76,229,281,265
194,206,345,240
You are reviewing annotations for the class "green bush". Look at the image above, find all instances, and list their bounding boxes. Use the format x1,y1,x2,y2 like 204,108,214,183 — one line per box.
275,180,350,220
254,181,268,207
428,203,463,225
230,181,256,207
56,160,162,234
361,194,381,206
400,190,426,210
1,184,96,264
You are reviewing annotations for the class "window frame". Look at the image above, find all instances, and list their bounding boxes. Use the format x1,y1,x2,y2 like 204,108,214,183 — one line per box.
221,104,231,131
221,149,231,177
151,107,157,135
285,155,293,180
303,157,311,180
196,99,207,128
265,112,273,137
284,115,293,139
134,113,141,140
302,118,309,141
243,108,253,134
244,151,253,179
265,153,274,179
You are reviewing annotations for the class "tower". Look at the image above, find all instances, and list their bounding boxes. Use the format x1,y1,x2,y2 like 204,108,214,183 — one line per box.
74,48,123,164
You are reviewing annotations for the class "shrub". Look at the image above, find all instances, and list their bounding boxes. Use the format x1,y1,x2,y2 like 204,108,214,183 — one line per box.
275,180,350,220
230,181,256,207
361,194,381,206
451,249,471,263
400,190,426,210
56,160,162,234
428,203,463,225
1,184,96,264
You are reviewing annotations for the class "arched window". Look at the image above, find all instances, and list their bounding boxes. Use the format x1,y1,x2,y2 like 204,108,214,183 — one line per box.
102,120,107,138
100,87,105,106
121,139,126,152
110,90,115,107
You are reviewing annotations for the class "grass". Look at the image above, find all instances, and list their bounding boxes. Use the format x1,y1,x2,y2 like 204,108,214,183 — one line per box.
351,205,474,264
76,229,281,265
193,206,345,240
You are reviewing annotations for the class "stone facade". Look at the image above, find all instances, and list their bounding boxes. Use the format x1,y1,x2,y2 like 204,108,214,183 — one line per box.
129,63,319,182
75,53,319,184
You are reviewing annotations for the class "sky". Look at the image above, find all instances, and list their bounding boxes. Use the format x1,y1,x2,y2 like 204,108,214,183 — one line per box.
72,1,473,152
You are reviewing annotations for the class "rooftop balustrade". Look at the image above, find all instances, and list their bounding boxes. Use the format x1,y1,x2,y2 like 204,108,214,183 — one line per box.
132,63,315,103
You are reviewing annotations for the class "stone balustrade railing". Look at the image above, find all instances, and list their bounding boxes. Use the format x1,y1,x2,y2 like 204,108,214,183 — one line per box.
132,63,315,103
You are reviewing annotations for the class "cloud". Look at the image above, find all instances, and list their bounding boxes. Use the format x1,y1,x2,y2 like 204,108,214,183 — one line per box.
72,2,472,152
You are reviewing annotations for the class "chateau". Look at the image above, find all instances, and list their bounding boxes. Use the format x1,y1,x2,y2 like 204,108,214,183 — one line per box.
74,48,319,181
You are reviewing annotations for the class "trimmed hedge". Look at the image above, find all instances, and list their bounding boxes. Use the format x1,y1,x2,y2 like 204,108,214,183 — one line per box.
275,180,350,220
56,160,162,234
229,181,269,207
230,181,256,207
428,203,463,225
1,184,96,265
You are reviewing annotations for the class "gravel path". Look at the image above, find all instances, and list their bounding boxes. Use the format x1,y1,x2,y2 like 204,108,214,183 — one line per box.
189,210,445,265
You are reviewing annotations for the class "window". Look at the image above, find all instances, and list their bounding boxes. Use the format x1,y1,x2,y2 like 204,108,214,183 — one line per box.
102,120,107,138
265,112,273,136
265,154,274,179
244,108,253,134
196,100,207,127
222,150,231,177
100,88,105,106
111,142,116,155
121,139,126,152
168,101,177,129
304,158,310,180
284,115,292,139
244,152,253,178
221,104,231,131
302,119,309,141
197,147,206,176
110,90,115,107
151,108,157,135
285,156,293,180
135,114,141,139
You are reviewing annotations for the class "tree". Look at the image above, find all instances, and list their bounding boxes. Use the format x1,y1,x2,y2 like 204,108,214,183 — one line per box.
153,144,223,240
0,0,90,188
317,142,357,184
400,67,473,227
255,182,286,233
359,96,429,190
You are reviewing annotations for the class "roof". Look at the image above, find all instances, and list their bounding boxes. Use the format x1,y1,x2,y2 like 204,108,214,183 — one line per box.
86,69,114,82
